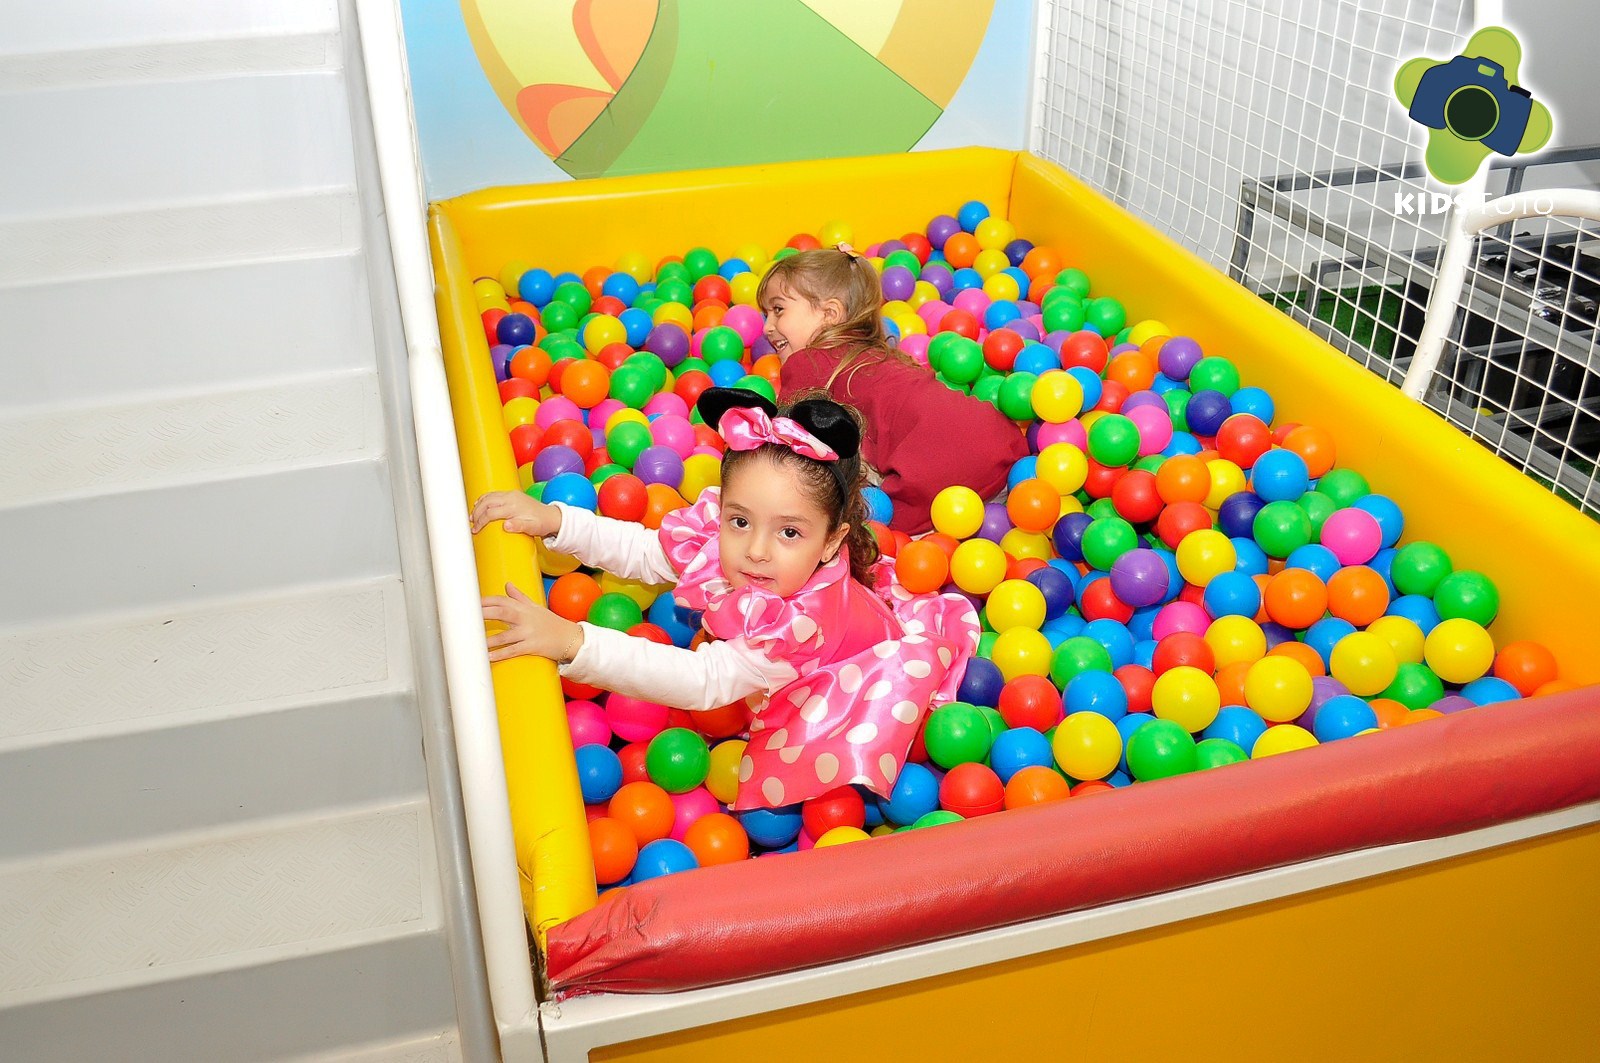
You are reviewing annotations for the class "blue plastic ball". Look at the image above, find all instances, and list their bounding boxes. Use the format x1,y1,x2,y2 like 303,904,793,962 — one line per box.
1014,345,1062,376
1387,594,1441,634
1354,494,1404,548
862,486,894,525
497,313,536,346
1185,390,1233,436
1287,544,1342,582
718,258,752,280
601,272,641,305
647,594,700,648
574,744,624,804
1007,455,1040,488
542,472,598,511
518,268,556,306
632,838,698,881
1065,670,1128,721
1460,676,1521,706
739,804,803,848
988,727,1054,783
1025,565,1075,619
1203,705,1269,753
1066,365,1103,410
1052,511,1094,563
1203,570,1262,619
708,360,747,387
1313,694,1379,742
883,762,941,826
1218,491,1267,539
618,307,654,347
1250,449,1309,502
1230,537,1271,577
1229,386,1276,424
951,267,984,292
1114,713,1156,774
1369,546,1399,596
1305,617,1358,667
1040,613,1086,648
1004,238,1034,266
984,301,1022,331
957,200,991,232
958,657,1005,707
1161,432,1204,458
1083,617,1137,669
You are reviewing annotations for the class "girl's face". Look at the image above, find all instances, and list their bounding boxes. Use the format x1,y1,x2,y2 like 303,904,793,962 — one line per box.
719,454,848,598
762,282,841,361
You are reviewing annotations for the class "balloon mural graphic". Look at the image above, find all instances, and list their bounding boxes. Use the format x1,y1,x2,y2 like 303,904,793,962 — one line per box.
461,0,998,179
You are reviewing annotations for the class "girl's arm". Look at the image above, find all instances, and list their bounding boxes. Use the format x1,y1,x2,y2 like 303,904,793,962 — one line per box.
471,491,677,584
563,623,798,712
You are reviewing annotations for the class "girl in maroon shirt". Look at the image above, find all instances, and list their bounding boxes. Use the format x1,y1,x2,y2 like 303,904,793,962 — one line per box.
762,247,1028,534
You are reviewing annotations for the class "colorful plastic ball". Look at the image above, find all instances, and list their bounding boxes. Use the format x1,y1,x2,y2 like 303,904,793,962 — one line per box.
739,803,803,848
1252,500,1313,559
588,591,644,632
606,693,670,744
1494,640,1559,697
1391,541,1453,597
992,628,1054,682
950,539,1008,596
1176,529,1235,587
1051,710,1121,780
1109,548,1169,609
1064,669,1129,720
1202,570,1261,620
882,762,941,826
1003,765,1072,809
595,472,649,522
985,579,1048,633
681,812,749,866
1202,705,1269,755
1329,631,1399,696
984,727,1051,784
1432,570,1499,626
1205,615,1267,670
930,485,985,539
1367,614,1426,665
1423,617,1495,684
1249,448,1309,502
1151,666,1221,733
1125,718,1198,781
1243,656,1313,723
542,471,599,511
575,744,625,804
1317,508,1381,566
1252,725,1318,758
1326,565,1390,627
703,739,747,805
1110,469,1164,524
997,674,1063,731
589,817,639,885
800,786,866,839
1087,414,1140,467
1263,568,1328,630
1079,516,1136,572
812,825,870,848
607,780,676,846
922,703,992,768
1003,479,1059,533
644,727,710,793
630,838,698,881
1193,738,1248,771
1459,676,1520,706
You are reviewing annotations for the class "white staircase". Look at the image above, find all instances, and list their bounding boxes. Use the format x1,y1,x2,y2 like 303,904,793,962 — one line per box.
0,1,491,1058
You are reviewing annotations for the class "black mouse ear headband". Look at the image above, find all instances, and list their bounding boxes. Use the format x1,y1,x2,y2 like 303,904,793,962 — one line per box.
695,387,861,462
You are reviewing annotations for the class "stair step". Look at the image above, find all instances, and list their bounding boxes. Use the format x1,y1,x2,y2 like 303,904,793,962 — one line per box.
0,802,438,1002
0,33,340,94
1,578,410,745
0,370,384,509
0,910,456,1063
294,1029,463,1063
0,252,374,413
0,190,360,286
0,70,354,220
5,0,339,57
0,460,402,629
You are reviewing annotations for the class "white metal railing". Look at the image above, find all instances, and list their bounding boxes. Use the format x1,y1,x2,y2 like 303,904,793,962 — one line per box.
352,0,539,1054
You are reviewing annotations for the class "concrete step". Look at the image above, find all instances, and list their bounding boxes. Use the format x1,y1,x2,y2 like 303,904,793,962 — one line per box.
4,0,339,58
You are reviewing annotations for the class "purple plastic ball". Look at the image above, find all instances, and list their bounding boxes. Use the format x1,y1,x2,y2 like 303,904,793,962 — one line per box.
1004,238,1034,266
1110,548,1168,608
634,445,685,487
1158,336,1204,380
926,214,962,250
879,239,909,257
978,502,1013,543
920,262,955,298
1006,319,1042,343
533,444,584,483
1295,675,1352,729
644,323,690,367
1122,389,1165,413
490,344,514,382
1431,695,1476,715
881,265,917,302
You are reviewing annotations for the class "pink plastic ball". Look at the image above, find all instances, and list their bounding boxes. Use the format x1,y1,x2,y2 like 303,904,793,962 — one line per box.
796,829,816,851
721,305,764,346
900,334,931,366
1319,508,1383,565
690,444,723,460
1127,405,1174,456
589,398,626,428
917,300,953,331
952,289,991,316
1035,420,1088,452
648,414,697,459
605,693,670,743
566,699,611,748
1152,600,1211,640
534,396,584,431
642,393,689,420
668,787,720,840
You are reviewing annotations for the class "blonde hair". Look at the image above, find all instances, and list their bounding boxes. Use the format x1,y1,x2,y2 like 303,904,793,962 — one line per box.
757,248,919,388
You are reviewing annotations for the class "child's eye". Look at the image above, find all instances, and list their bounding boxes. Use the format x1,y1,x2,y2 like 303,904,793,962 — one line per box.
780,527,801,540
729,516,749,530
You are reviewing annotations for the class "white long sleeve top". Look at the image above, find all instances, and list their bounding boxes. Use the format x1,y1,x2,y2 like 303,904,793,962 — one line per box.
544,503,798,711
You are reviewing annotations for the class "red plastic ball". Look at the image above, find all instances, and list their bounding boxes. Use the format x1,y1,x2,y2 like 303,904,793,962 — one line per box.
617,741,650,785
1110,469,1162,524
674,369,713,408
940,308,980,340
583,447,611,476
499,377,541,403
1152,631,1216,675
693,276,732,305
509,423,543,467
1079,577,1135,623
900,232,933,262
1071,780,1114,797
1082,459,1122,500
542,418,594,460
1115,663,1157,715
628,621,673,646
1216,414,1273,470
591,295,628,317
939,762,1005,818
787,233,823,251
1156,500,1213,549
982,330,1025,371
1060,332,1109,373
598,473,648,522
802,786,866,838
594,342,634,371
998,674,1063,731
1093,379,1129,414
692,423,726,452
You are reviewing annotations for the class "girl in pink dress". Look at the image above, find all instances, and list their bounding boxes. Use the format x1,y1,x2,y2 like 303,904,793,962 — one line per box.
473,388,980,810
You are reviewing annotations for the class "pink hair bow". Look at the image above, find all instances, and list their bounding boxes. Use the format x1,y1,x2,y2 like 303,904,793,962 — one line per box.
717,406,838,462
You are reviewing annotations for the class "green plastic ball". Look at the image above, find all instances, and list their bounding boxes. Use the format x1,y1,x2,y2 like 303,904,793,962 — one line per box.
1084,297,1126,335
699,325,745,364
682,247,720,282
1195,737,1248,770
1088,413,1140,467
1392,542,1454,597
587,592,643,632
1162,389,1192,431
1253,500,1313,558
910,809,965,829
645,727,710,793
980,706,1009,743
1126,718,1199,781
539,301,579,334
1187,356,1241,396
926,331,964,373
676,356,711,376
1433,570,1499,625
625,351,668,392
1050,636,1114,688
997,372,1038,420
588,463,628,486
655,261,691,285
1081,516,1139,571
1315,468,1370,508
1055,267,1092,298
655,278,693,306
972,375,1004,406
1380,662,1446,709
733,375,777,403
978,630,1000,659
922,702,993,768
608,365,655,408
1298,491,1336,539
551,281,592,316
1042,298,1086,333
1085,498,1120,522
884,250,922,275
941,337,984,385
605,421,653,470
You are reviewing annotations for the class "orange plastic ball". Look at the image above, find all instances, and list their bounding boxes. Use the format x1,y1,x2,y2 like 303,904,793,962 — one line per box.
606,781,675,846
641,483,689,529
1493,640,1559,696
920,532,961,559
588,816,639,885
1533,678,1578,698
559,359,611,408
1368,698,1411,729
1104,351,1157,393
943,232,981,269
1155,454,1210,505
1282,425,1336,477
1003,765,1072,809
547,572,603,623
582,266,611,297
1006,478,1061,533
1214,660,1252,709
1326,566,1390,627
509,347,553,387
1264,568,1329,630
1267,639,1327,678
752,353,783,386
895,539,951,594
682,812,749,867
692,302,727,332
1021,246,1064,279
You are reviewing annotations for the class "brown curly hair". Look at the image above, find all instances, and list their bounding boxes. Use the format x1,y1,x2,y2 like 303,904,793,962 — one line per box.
719,396,880,588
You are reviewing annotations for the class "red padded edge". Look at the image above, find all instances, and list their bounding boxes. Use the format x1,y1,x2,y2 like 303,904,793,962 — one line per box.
546,687,1600,996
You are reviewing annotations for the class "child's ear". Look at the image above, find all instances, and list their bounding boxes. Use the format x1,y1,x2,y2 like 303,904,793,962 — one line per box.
819,298,846,326
825,523,850,563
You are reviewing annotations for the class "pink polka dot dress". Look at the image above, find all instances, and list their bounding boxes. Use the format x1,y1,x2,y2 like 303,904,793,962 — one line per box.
661,489,981,810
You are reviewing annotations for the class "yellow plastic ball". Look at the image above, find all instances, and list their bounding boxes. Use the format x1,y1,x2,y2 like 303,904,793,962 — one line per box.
1329,631,1399,696
1152,666,1222,733
501,396,540,431
499,260,531,299
1424,618,1496,684
1000,529,1053,562
1206,615,1267,670
870,824,897,838
1079,410,1104,431
605,407,650,434
1035,441,1089,494
931,485,986,539
1052,711,1122,780
614,252,653,283
705,738,747,804
1203,459,1247,510
652,302,693,330
1032,371,1085,424
1367,615,1426,666
974,216,1017,251
473,277,509,304
734,244,767,271
1176,529,1236,587
986,579,1047,633
982,272,1021,302
597,572,667,611
908,280,940,310
679,453,721,502
1243,655,1313,723
817,220,854,247
1057,495,1084,518
1252,724,1318,758
972,248,1010,279
991,628,1053,682
539,548,581,577
583,314,627,355
890,311,927,336
950,538,1007,595
815,826,871,847
516,462,536,491
729,271,760,306
1126,319,1171,346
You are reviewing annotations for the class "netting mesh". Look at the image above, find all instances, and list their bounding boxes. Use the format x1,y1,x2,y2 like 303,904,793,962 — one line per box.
1033,0,1599,515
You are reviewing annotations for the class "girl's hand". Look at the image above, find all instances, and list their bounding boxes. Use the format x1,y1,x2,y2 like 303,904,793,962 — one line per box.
481,583,584,664
471,491,562,538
